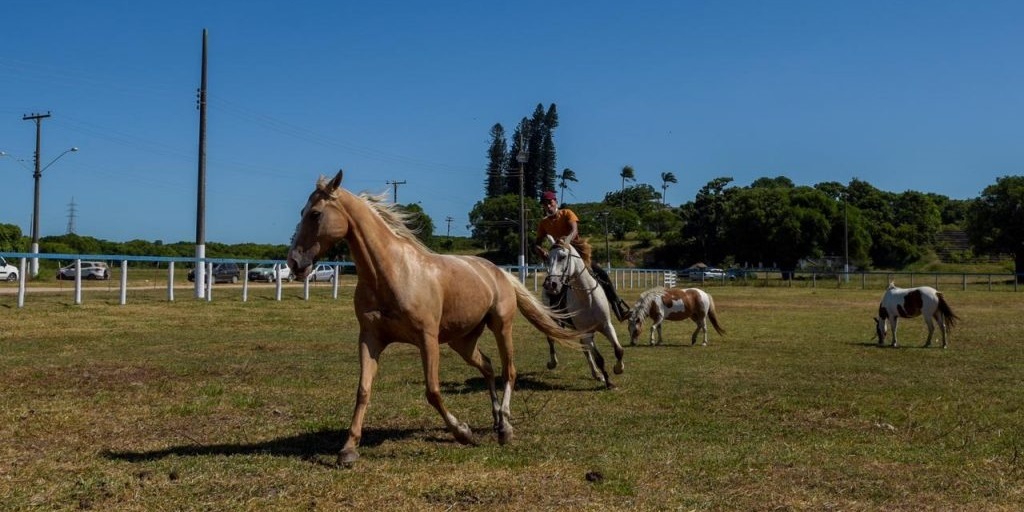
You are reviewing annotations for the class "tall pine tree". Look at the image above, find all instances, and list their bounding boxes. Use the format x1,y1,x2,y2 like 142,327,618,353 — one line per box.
484,123,507,198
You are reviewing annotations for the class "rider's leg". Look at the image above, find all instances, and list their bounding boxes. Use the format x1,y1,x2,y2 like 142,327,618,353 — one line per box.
591,263,629,322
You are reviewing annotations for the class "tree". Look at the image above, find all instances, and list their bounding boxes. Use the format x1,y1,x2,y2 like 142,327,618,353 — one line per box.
557,168,578,203
660,171,677,205
484,123,507,198
967,175,1024,282
398,203,435,246
619,165,636,203
679,177,734,265
0,223,23,252
603,184,660,218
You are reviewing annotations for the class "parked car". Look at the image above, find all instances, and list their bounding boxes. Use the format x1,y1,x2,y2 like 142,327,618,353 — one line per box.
688,267,726,280
0,256,18,282
187,263,241,284
726,268,758,280
56,261,110,280
248,264,292,282
308,263,337,282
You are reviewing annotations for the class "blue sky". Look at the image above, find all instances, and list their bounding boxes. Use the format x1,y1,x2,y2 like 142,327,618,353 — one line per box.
2,1,1022,244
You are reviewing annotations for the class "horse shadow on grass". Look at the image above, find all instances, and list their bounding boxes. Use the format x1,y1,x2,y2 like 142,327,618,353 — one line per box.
103,373,585,466
101,427,423,466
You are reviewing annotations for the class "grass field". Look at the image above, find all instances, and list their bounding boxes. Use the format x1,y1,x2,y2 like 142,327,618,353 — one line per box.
2,285,1023,510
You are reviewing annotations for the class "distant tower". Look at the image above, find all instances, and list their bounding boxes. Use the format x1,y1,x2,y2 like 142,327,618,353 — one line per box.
66,197,77,234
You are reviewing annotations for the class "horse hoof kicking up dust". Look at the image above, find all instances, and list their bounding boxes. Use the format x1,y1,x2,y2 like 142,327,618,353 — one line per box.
627,287,725,346
288,170,581,466
874,282,960,348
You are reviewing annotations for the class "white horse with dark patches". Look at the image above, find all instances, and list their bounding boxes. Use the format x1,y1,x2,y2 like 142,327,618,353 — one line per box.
874,282,960,348
627,287,725,346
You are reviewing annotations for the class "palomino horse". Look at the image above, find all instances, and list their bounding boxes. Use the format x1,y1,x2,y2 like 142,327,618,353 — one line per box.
541,238,625,388
627,287,725,346
874,282,960,348
287,170,580,466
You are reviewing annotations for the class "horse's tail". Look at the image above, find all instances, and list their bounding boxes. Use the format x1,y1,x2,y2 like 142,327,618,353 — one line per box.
707,296,726,336
936,293,960,329
504,273,583,349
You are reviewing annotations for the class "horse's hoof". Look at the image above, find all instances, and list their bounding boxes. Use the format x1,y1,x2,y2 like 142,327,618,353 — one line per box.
613,362,624,375
605,381,617,390
546,360,558,370
452,423,476,445
337,448,360,467
497,426,514,445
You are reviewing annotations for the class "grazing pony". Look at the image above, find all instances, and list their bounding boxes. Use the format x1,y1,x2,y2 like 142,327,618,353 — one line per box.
541,238,625,388
287,170,580,466
627,287,725,346
874,282,960,348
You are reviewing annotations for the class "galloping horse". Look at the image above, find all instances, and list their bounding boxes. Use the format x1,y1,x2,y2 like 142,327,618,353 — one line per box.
874,282,960,348
287,170,580,466
541,238,625,388
627,287,725,346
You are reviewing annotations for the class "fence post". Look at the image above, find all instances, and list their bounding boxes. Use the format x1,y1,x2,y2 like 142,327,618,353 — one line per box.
120,260,128,305
168,262,175,302
17,258,27,308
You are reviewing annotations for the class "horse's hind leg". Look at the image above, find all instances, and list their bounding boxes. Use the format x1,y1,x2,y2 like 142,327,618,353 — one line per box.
923,316,936,348
546,336,559,370
451,335,513,444
419,335,475,446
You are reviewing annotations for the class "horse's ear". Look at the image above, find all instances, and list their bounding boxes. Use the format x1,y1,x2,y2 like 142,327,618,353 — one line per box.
327,169,344,191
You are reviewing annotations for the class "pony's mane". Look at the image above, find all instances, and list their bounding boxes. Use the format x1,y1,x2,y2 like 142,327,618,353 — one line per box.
631,287,667,323
316,176,430,252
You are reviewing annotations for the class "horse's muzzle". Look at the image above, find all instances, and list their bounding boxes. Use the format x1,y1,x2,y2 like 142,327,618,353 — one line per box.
542,276,562,296
287,246,317,279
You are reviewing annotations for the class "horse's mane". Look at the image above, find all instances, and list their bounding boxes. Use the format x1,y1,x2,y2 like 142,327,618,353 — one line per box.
316,176,430,253
631,287,667,323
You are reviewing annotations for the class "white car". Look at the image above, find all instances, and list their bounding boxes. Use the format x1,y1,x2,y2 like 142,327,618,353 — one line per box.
57,261,110,280
308,264,337,282
688,267,726,280
0,256,18,282
248,264,292,282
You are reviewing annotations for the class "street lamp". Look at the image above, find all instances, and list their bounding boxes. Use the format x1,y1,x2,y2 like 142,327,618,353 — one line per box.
516,144,528,283
598,211,611,268
30,146,78,277
843,192,849,283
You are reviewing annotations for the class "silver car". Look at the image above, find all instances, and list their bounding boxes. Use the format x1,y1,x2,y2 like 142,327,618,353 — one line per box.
56,261,110,280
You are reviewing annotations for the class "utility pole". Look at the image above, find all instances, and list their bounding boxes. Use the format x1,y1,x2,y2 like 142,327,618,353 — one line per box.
66,197,77,234
194,28,209,298
445,216,453,238
386,179,406,203
23,111,51,278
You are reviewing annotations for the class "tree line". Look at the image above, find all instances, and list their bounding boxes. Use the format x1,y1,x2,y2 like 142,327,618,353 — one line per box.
470,103,1024,279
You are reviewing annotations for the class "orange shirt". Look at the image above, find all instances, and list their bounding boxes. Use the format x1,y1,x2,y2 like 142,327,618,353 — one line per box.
536,209,580,243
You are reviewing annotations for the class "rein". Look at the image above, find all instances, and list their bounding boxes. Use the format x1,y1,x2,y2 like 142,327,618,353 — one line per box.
553,251,599,294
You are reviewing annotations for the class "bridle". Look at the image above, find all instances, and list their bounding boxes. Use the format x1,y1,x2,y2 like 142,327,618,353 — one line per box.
547,247,598,294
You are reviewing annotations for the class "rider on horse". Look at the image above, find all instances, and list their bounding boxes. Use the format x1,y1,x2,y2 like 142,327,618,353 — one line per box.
532,191,630,322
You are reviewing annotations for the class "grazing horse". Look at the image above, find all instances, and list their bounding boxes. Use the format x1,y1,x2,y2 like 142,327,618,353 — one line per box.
874,282,960,348
287,170,580,466
541,238,625,388
627,287,725,346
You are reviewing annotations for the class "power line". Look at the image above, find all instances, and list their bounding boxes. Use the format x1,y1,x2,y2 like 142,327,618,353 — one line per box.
386,179,406,203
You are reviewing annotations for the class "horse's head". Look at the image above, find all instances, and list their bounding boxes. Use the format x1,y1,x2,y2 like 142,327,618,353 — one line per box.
287,169,350,280
542,238,581,297
627,307,644,345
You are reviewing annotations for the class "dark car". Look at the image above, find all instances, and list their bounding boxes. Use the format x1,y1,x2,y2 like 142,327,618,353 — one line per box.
188,263,241,284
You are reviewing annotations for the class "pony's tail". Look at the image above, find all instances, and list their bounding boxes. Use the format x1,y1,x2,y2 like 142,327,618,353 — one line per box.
708,297,726,336
936,293,960,329
505,273,583,349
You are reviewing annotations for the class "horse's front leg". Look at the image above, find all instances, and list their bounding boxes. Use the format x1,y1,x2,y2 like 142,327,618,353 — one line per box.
546,336,559,369
890,318,900,348
339,334,384,466
419,333,475,446
648,324,657,346
923,316,935,347
581,335,604,382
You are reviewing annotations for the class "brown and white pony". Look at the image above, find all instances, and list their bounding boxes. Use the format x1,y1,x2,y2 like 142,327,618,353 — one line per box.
627,287,725,346
287,170,580,466
874,282,960,348
541,238,625,388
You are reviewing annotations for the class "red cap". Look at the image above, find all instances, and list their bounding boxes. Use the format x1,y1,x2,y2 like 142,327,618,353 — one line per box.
541,191,558,202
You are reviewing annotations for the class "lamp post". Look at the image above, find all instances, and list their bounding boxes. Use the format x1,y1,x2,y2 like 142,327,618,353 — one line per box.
516,145,528,283
28,146,79,277
598,211,611,268
843,193,849,283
